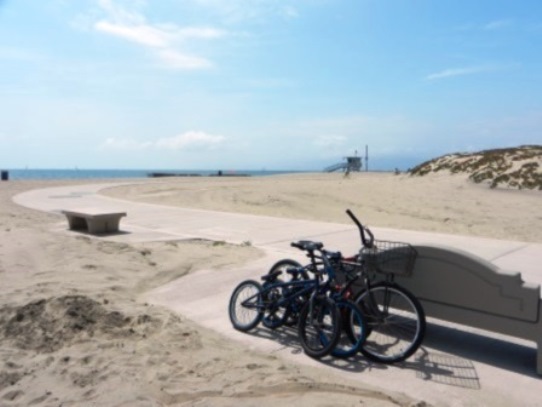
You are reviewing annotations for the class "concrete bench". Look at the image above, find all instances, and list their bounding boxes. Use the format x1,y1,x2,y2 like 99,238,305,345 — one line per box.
62,208,126,234
392,245,542,374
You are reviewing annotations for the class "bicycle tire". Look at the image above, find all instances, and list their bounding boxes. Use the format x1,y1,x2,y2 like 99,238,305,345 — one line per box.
297,296,342,359
229,280,264,332
261,280,291,329
354,283,425,363
331,300,367,358
267,259,307,280
264,259,308,328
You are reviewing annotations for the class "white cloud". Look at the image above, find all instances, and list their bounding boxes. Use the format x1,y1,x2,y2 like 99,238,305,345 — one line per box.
91,0,225,70
155,131,225,150
455,19,513,32
426,66,496,80
483,19,513,30
101,131,226,151
94,21,169,47
177,26,226,39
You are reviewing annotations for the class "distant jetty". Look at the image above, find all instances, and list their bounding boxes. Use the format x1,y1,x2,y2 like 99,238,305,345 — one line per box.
148,172,201,178
148,171,250,178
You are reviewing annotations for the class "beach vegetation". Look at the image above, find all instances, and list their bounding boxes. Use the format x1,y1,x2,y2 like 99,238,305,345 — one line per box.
409,145,542,190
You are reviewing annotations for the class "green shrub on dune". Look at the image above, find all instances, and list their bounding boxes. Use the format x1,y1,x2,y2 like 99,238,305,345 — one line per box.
409,145,542,190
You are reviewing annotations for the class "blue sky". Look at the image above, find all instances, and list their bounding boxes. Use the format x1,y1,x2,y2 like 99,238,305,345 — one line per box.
1,0,541,171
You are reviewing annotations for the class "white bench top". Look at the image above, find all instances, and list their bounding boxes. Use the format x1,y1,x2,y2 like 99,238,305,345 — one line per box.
62,208,127,217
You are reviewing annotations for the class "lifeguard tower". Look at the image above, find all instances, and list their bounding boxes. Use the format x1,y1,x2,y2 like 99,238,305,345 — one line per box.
324,155,362,173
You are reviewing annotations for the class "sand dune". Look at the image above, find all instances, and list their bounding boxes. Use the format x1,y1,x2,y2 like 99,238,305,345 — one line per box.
410,145,542,190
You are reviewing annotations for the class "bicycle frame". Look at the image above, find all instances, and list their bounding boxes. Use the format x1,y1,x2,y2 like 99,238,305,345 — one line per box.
242,250,338,314
241,276,317,312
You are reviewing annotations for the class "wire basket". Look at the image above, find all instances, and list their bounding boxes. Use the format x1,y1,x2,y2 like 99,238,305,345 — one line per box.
360,240,417,277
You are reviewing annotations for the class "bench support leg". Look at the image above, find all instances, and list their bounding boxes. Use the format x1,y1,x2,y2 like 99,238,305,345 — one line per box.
66,215,87,231
86,217,122,234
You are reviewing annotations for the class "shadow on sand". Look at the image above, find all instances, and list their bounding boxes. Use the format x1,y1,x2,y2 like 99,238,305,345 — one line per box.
243,320,539,390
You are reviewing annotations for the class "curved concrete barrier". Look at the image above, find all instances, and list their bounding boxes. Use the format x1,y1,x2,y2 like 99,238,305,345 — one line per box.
394,245,542,374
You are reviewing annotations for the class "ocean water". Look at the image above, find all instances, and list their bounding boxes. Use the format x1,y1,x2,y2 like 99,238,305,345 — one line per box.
1,168,305,181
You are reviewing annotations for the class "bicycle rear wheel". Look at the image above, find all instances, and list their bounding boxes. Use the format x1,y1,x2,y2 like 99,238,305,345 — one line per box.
331,300,367,358
355,283,425,363
297,296,341,359
261,280,290,329
229,280,264,332
265,259,307,327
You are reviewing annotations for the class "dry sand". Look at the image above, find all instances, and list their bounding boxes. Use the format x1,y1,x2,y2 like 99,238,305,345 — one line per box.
0,179,421,407
1,172,541,406
103,172,542,243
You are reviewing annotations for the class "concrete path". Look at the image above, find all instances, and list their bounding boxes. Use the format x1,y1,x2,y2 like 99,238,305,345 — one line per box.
14,182,542,406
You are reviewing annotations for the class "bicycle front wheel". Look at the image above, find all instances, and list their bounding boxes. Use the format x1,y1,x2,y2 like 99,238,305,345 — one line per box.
297,296,341,359
355,283,425,363
331,300,367,359
229,280,264,332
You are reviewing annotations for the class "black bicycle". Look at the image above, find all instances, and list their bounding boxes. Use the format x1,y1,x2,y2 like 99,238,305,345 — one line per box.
346,209,426,363
260,241,367,358
264,209,426,363
228,241,344,359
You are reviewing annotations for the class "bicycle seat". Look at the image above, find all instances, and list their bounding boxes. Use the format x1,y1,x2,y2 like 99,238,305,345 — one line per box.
291,240,324,252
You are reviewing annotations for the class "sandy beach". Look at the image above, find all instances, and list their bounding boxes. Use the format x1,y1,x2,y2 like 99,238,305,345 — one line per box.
103,172,542,243
1,172,541,406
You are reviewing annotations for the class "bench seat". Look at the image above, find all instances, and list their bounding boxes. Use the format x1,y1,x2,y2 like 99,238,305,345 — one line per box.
62,208,126,234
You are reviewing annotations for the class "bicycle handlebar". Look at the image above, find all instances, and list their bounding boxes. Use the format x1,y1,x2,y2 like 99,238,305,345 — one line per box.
345,209,374,248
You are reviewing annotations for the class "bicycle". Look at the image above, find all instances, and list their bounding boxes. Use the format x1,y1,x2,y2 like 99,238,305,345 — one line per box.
228,241,344,359
264,241,368,358
264,209,426,363
343,209,426,363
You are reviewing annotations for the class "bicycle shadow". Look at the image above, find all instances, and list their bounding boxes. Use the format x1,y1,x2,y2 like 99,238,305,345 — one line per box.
246,325,389,374
243,320,539,389
407,347,481,389
248,324,305,355
248,324,483,388
419,322,538,378
385,321,539,389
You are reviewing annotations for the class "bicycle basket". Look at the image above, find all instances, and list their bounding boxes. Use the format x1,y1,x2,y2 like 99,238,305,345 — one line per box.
360,240,417,277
